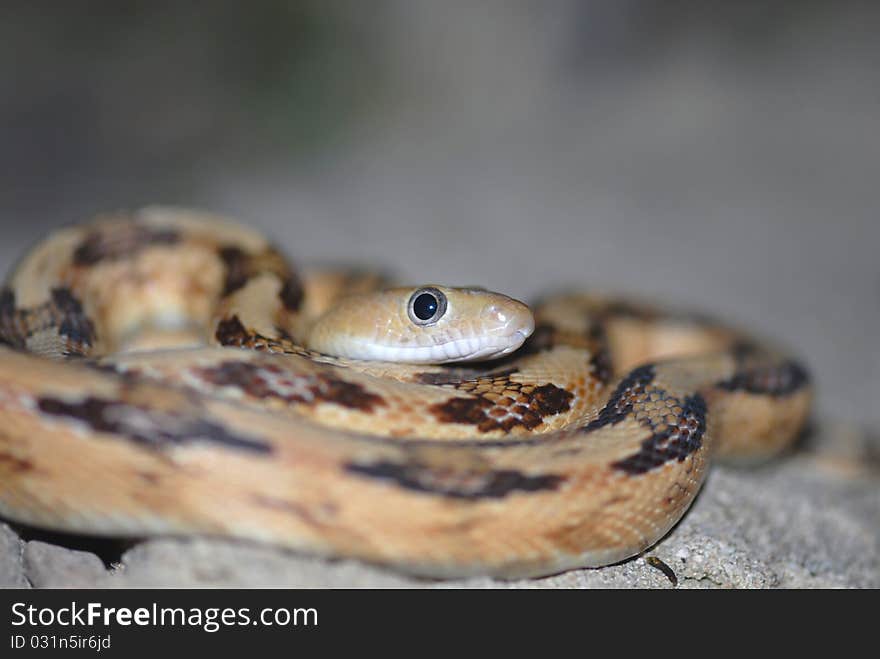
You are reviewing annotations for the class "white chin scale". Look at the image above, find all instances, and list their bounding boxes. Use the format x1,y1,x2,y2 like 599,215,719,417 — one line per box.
344,333,528,364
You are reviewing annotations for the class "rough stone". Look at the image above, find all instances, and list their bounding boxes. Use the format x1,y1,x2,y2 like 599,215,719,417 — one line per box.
22,541,111,588
0,523,28,588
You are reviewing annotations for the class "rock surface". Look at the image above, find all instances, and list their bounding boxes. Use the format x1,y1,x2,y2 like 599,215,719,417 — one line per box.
22,541,109,589
0,522,27,588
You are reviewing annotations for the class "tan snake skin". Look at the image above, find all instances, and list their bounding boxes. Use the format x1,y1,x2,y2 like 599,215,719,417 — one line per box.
0,208,811,578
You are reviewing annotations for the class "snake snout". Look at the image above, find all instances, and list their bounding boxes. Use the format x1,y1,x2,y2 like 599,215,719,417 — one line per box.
476,298,534,359
483,300,534,340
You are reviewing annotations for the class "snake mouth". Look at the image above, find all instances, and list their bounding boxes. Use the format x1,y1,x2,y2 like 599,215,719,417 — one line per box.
494,326,533,356
342,322,533,364
515,326,534,343
361,338,524,363
448,321,533,362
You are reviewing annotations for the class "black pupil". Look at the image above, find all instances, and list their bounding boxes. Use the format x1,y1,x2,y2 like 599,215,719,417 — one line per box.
413,293,438,321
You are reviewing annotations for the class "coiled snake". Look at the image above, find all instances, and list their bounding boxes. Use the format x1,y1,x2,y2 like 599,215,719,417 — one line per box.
0,208,811,578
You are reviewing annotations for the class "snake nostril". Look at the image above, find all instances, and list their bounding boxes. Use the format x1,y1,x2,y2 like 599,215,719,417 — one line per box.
483,304,507,324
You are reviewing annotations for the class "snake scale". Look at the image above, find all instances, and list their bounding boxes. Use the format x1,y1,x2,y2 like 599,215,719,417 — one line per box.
0,207,811,578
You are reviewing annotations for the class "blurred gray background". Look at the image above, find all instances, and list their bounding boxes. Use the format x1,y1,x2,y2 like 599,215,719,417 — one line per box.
0,1,877,428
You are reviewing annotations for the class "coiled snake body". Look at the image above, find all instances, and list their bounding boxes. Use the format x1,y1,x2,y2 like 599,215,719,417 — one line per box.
0,208,811,577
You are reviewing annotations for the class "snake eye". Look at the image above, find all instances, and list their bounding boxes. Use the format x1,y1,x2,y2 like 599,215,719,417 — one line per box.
407,288,447,326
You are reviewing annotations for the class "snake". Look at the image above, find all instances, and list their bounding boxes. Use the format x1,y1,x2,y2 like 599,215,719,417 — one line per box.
0,207,812,578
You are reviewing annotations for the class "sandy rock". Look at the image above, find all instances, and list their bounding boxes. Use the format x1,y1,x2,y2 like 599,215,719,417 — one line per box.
22,541,111,588
109,538,417,588
0,523,28,588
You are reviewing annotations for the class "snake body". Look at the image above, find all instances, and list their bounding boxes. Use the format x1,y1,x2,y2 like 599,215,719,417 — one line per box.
0,208,811,577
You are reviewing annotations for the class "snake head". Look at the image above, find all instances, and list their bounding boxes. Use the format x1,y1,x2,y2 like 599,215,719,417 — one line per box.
305,285,534,364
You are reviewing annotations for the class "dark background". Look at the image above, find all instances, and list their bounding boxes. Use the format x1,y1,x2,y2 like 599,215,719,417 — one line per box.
0,1,876,427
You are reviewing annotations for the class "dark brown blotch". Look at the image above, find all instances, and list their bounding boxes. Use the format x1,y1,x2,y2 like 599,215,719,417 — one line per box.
586,320,613,384
199,360,274,396
716,360,809,397
0,287,96,354
217,244,297,301
73,223,180,266
430,396,493,426
0,451,35,473
0,288,15,316
430,381,572,433
345,459,565,500
197,360,385,412
315,375,385,412
214,315,251,346
51,287,96,351
417,366,519,386
218,246,252,296
611,393,707,475
279,276,304,312
36,395,272,454
530,383,574,417
582,364,706,474
0,289,17,347
584,364,656,431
